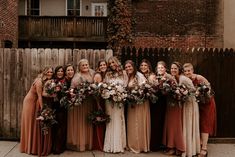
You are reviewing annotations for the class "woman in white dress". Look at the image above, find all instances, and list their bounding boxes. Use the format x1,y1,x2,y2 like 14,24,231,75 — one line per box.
103,56,128,153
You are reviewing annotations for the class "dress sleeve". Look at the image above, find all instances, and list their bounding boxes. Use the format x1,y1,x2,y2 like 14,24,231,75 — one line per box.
180,75,196,92
137,72,147,86
35,78,43,109
71,73,81,89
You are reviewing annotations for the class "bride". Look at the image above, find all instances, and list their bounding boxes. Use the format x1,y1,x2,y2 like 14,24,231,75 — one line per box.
103,56,128,153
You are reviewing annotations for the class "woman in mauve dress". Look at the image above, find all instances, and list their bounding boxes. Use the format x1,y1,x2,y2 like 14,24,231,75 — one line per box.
67,59,95,151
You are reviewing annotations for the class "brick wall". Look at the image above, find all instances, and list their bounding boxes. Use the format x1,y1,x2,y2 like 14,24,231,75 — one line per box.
131,0,223,49
0,0,18,48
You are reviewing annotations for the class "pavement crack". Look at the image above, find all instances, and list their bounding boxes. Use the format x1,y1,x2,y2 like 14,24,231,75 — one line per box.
91,151,96,157
4,142,18,157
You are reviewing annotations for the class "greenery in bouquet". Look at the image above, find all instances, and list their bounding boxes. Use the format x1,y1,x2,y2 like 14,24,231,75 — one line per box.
156,75,176,95
142,83,158,103
100,82,128,108
195,82,214,104
87,109,111,125
126,85,145,106
36,104,57,134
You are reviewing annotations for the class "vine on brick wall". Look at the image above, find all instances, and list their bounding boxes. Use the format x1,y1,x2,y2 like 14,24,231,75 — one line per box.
107,0,133,55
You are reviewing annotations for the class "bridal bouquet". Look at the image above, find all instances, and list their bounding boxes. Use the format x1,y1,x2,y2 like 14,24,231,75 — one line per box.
87,109,111,125
195,82,213,104
100,82,128,108
37,105,57,134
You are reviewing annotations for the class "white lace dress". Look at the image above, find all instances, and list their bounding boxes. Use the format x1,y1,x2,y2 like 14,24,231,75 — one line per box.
103,71,128,153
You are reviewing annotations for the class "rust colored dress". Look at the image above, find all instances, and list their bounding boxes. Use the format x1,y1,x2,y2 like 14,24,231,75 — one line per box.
20,79,42,155
67,71,95,151
92,98,105,151
162,76,185,152
127,72,151,153
193,76,217,136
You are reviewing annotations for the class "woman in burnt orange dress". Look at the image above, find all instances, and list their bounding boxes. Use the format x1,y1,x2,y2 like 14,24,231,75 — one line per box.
183,63,216,157
20,67,53,155
92,60,108,151
40,67,54,156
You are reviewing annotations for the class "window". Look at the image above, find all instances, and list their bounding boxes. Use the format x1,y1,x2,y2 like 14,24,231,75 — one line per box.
67,0,80,16
91,3,107,17
27,0,40,15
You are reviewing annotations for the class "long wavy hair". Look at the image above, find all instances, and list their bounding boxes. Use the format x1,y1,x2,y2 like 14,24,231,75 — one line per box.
106,56,123,77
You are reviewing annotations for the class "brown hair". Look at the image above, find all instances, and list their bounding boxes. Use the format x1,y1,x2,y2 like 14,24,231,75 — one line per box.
124,60,137,78
171,61,183,75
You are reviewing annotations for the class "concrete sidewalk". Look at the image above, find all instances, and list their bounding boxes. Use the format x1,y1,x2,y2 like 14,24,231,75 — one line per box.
1,141,235,157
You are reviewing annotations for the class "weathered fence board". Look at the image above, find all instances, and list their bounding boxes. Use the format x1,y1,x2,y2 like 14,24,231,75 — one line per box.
121,47,235,138
0,48,113,139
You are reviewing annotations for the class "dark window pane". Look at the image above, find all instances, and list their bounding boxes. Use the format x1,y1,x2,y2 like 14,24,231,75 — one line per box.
31,0,39,9
75,0,80,9
67,0,74,9
76,10,80,16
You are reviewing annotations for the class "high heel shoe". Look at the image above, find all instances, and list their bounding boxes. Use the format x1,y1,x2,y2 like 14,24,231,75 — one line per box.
199,149,208,157
165,149,176,155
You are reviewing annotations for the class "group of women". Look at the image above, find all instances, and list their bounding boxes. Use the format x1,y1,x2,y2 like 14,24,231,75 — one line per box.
20,56,216,157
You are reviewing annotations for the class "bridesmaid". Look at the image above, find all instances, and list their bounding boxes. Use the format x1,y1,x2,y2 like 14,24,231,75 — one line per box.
162,62,185,155
139,59,156,83
125,60,150,153
51,65,68,154
92,60,108,151
67,59,95,151
40,66,54,156
183,63,216,157
20,67,52,155
103,56,128,153
169,62,200,157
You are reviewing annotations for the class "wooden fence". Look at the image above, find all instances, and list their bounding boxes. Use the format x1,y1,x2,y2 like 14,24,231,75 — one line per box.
1,47,235,139
121,47,235,138
0,48,113,140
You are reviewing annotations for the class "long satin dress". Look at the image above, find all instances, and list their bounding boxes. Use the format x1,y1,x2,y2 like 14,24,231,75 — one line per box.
180,75,200,157
20,78,42,155
127,72,151,153
67,71,95,151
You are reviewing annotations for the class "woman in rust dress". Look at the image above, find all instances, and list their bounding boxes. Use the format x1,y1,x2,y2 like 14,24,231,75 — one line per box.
183,63,216,157
125,60,150,153
20,67,53,155
162,62,186,155
92,60,108,151
67,59,95,151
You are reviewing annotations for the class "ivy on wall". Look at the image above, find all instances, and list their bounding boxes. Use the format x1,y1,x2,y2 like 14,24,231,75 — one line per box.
107,0,133,55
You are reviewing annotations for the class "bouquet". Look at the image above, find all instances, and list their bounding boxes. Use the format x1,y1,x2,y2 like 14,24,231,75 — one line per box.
44,80,57,95
126,85,145,106
195,82,213,104
60,88,78,109
127,83,158,106
156,75,176,95
169,84,191,107
73,81,99,106
87,109,111,125
36,105,57,134
100,82,128,108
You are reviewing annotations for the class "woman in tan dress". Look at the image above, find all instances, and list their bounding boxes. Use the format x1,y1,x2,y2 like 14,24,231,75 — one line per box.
67,59,95,151
20,67,53,155
169,62,200,157
125,60,150,153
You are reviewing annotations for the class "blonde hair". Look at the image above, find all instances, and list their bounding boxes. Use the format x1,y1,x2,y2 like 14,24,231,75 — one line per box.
183,63,194,70
77,59,89,72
